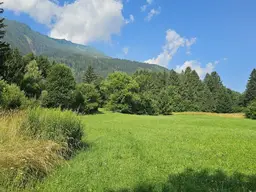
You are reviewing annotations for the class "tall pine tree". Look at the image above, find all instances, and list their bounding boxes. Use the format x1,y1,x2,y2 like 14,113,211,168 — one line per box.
244,69,256,106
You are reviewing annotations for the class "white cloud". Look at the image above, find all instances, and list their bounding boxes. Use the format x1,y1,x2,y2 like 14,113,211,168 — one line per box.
122,47,129,55
175,60,219,79
4,0,128,45
145,7,161,21
145,29,196,67
140,0,153,12
125,14,134,24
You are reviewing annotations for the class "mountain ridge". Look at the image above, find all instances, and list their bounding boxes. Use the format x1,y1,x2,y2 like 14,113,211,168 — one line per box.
3,19,165,81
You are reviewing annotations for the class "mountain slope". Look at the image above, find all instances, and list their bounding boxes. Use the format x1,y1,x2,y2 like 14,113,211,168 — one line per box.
4,19,165,80
4,19,106,58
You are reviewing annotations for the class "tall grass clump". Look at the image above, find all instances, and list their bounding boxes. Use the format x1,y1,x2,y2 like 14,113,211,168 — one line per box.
22,108,84,153
0,111,63,190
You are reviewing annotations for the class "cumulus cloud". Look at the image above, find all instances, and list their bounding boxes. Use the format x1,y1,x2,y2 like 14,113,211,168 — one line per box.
4,0,130,45
145,29,196,67
145,7,161,21
175,60,219,79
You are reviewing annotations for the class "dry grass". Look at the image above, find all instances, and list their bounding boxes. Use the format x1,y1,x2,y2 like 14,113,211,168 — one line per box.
174,112,245,118
0,110,64,190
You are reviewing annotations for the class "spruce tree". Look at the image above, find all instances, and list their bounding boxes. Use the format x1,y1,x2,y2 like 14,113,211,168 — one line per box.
169,69,180,87
244,69,256,106
83,65,97,84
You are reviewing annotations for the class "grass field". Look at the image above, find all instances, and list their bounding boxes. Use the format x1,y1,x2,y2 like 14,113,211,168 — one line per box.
32,112,256,191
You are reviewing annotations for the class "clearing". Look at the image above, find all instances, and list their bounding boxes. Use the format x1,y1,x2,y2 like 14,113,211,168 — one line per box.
36,112,256,191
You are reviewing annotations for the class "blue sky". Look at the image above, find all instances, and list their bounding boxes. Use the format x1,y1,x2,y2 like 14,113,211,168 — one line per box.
3,0,256,92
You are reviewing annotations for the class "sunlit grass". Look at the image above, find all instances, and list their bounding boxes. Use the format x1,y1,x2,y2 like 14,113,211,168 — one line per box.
0,110,63,190
36,112,256,191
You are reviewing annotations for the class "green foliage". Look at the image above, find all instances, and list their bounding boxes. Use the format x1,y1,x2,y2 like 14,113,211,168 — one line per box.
21,60,43,98
45,64,76,109
156,89,173,115
0,80,27,109
0,3,10,76
103,72,142,114
22,108,84,150
73,83,100,114
83,65,98,84
36,55,52,78
1,48,26,85
244,69,256,106
39,90,48,107
215,88,233,113
245,100,256,119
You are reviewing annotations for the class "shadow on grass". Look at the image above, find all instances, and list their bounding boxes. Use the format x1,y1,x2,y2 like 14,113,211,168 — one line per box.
107,169,256,192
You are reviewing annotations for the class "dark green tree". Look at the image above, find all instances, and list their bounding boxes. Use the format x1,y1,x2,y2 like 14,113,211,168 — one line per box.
45,64,76,109
2,48,26,85
215,87,233,113
156,88,173,115
83,65,98,84
244,69,256,106
168,69,180,87
36,55,52,78
0,2,10,78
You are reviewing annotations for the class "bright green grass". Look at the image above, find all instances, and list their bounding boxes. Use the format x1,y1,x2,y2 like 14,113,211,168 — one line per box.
35,112,256,192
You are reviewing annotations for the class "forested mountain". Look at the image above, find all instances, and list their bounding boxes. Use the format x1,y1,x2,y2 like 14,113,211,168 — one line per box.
3,19,164,80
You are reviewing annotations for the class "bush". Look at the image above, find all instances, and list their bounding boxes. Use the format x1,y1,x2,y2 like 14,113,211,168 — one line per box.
0,80,27,109
245,100,256,119
72,83,100,114
22,108,84,151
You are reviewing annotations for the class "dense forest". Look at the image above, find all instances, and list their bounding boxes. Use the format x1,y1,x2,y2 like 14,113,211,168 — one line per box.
0,7,256,119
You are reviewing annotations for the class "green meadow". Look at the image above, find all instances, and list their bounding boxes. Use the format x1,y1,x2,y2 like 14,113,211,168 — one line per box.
34,112,256,192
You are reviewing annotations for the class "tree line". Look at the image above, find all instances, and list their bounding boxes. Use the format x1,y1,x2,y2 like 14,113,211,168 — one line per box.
0,4,256,118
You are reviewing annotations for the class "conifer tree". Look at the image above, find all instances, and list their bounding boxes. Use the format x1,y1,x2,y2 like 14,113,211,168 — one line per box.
168,70,180,87
83,65,97,84
244,69,256,106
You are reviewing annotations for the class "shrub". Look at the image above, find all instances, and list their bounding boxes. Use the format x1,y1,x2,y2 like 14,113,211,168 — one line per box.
72,83,100,114
0,80,27,109
245,100,256,119
22,108,84,151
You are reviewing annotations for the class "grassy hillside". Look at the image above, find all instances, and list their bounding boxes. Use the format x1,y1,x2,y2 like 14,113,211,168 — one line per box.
4,19,165,79
35,111,256,191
